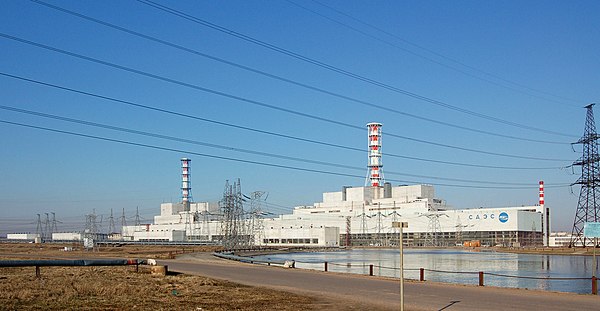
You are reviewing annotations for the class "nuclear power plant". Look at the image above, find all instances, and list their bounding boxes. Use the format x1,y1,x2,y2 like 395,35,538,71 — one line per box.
116,122,549,248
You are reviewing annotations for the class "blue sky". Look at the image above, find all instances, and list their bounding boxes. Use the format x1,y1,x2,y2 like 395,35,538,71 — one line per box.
0,0,598,234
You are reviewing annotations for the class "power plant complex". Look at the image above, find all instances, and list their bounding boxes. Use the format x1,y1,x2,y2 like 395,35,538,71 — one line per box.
6,123,550,248
115,123,550,248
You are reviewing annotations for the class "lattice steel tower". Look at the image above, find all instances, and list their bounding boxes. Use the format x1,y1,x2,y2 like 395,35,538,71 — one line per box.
570,103,600,247
220,179,245,249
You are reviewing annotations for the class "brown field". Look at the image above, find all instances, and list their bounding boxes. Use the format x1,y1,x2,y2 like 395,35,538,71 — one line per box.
0,243,318,310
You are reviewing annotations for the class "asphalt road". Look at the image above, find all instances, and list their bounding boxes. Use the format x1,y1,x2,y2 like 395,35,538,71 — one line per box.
160,254,600,311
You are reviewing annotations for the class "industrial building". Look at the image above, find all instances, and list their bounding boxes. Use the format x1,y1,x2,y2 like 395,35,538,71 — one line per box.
121,123,550,248
6,233,39,240
260,183,548,248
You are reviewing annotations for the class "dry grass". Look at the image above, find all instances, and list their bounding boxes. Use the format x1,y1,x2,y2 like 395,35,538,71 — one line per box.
0,243,318,310
0,243,221,259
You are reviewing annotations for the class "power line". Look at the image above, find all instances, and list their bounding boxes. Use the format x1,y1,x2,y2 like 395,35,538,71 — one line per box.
0,34,572,161
297,0,581,106
134,0,577,138
0,71,565,170
1,104,559,187
27,0,569,145
0,118,569,190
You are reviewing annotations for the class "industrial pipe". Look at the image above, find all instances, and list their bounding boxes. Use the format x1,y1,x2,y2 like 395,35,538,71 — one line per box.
0,259,143,267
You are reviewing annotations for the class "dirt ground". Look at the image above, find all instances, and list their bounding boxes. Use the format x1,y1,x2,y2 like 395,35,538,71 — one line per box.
0,243,320,310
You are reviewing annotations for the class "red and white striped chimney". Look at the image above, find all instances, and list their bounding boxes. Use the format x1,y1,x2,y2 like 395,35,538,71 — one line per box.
539,181,544,207
181,158,192,203
366,122,384,187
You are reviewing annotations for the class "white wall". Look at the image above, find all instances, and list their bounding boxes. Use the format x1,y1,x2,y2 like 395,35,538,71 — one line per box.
52,232,82,241
323,191,343,203
133,229,186,241
259,226,339,247
7,233,39,240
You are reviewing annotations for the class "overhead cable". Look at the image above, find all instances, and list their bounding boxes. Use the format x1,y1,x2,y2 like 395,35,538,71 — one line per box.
1,104,561,186
294,0,580,106
0,119,569,190
134,0,577,138
0,71,566,170
27,0,569,145
0,34,571,162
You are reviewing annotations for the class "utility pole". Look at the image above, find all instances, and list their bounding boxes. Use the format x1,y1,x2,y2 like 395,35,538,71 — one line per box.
393,221,408,311
570,104,600,247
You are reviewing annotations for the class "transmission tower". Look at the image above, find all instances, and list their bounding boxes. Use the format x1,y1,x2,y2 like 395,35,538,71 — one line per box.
375,204,385,246
248,191,266,247
421,212,447,247
388,209,401,246
119,207,127,233
108,208,116,234
220,179,245,249
455,216,463,246
35,214,42,239
43,213,50,240
134,206,141,226
84,209,100,238
360,203,368,244
51,212,58,235
570,104,600,247
184,211,192,240
201,208,211,240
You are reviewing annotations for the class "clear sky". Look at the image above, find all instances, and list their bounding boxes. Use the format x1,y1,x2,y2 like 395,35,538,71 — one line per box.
0,0,598,234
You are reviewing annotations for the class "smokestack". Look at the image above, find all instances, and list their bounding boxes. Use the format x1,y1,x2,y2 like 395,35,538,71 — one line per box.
384,182,392,198
181,158,192,211
539,181,544,207
366,122,384,187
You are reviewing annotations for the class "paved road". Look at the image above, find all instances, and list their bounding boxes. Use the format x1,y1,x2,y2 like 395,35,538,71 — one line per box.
160,254,600,311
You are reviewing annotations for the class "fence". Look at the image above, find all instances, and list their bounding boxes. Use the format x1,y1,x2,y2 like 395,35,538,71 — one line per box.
214,252,294,267
313,261,598,295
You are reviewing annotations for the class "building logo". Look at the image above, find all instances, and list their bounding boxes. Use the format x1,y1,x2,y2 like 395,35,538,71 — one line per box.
499,212,509,223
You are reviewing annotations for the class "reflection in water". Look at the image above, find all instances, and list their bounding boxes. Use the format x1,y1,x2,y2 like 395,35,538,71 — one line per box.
253,249,597,294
